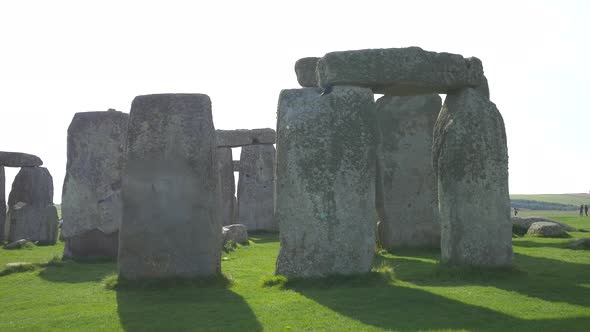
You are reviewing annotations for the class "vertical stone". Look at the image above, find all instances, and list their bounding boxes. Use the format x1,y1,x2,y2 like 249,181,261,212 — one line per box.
376,95,441,249
217,147,236,226
61,110,128,258
0,166,5,241
433,88,512,266
119,94,221,280
237,144,276,231
275,86,377,278
6,167,58,243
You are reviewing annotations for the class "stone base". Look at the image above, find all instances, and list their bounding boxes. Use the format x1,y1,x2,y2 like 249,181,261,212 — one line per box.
63,230,118,258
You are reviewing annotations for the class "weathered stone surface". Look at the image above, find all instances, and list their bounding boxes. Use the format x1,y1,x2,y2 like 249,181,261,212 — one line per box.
7,203,58,244
216,128,276,147
232,160,240,172
5,167,57,244
119,94,221,280
237,144,276,231
433,88,512,266
0,166,5,241
0,151,43,167
61,110,128,258
295,57,320,87
512,216,575,233
275,86,377,278
317,47,484,96
63,230,119,258
222,224,248,245
3,239,31,250
8,167,53,208
376,95,441,249
217,148,236,226
526,221,567,237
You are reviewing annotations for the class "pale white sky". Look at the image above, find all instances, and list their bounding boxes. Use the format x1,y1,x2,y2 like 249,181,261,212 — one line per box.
1,0,589,203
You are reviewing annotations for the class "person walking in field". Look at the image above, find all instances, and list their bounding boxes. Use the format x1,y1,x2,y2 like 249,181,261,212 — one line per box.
580,204,584,216
585,204,588,216
513,207,519,216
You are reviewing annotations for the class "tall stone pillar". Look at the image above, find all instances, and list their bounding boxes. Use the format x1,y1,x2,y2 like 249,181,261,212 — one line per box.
237,144,276,231
119,94,221,280
6,167,58,244
217,147,236,226
433,88,512,266
275,86,377,278
376,95,441,249
0,166,5,241
61,110,128,258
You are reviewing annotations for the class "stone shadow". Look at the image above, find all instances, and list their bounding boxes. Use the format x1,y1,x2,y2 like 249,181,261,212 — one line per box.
116,287,262,331
39,261,116,284
380,252,590,308
512,240,569,249
291,281,590,331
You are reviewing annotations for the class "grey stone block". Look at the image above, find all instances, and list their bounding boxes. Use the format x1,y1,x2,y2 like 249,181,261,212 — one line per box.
295,57,320,87
8,167,53,208
63,229,119,258
317,47,484,96
237,144,276,231
216,128,276,147
376,95,441,249
7,203,58,244
119,94,221,280
61,110,128,258
0,151,43,167
0,166,5,241
433,88,512,267
275,86,377,278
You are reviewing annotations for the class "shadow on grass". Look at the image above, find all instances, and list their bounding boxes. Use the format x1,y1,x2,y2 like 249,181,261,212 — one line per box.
513,240,568,249
378,251,590,308
248,232,279,245
116,287,262,331
39,260,116,283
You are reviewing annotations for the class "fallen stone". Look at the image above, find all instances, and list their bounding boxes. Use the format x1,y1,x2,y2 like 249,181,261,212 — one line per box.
0,151,43,167
0,166,5,241
512,216,575,233
61,110,128,258
3,239,31,250
295,57,320,87
119,93,221,280
275,86,377,278
222,224,248,245
217,148,236,226
433,88,512,267
317,47,484,96
526,221,567,237
63,229,119,258
5,262,33,267
237,144,276,231
567,238,590,249
216,128,276,147
376,95,441,249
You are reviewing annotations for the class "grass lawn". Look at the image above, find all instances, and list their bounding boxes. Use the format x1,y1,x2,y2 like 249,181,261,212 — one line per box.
1,215,590,331
511,193,590,206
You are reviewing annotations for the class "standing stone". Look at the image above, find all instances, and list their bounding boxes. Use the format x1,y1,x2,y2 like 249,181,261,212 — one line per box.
61,110,128,258
0,166,5,241
294,57,320,87
217,147,236,226
316,47,484,96
376,95,441,249
237,144,276,231
119,94,221,280
275,86,377,278
6,167,58,243
433,88,512,266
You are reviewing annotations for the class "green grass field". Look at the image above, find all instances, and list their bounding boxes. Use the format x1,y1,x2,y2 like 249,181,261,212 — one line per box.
511,193,590,206
1,215,590,331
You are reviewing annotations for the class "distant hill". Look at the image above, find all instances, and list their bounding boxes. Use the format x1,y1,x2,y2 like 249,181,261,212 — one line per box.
510,193,590,206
